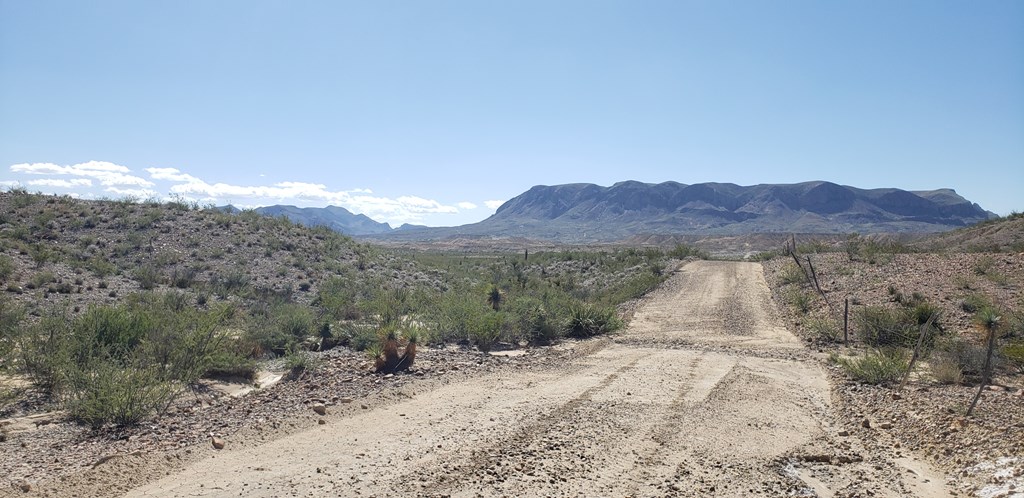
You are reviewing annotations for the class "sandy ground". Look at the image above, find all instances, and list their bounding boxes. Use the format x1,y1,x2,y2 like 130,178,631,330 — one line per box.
18,261,953,497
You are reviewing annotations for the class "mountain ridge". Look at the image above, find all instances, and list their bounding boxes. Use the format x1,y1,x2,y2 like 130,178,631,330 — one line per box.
375,180,995,242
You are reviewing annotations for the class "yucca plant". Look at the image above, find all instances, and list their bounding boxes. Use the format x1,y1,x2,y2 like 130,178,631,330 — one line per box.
381,327,401,372
365,343,385,372
967,307,1001,416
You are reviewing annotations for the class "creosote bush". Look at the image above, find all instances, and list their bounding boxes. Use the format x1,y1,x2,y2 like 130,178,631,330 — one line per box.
18,297,237,426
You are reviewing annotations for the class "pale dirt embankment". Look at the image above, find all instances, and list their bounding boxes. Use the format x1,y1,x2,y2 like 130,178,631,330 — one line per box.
24,261,952,497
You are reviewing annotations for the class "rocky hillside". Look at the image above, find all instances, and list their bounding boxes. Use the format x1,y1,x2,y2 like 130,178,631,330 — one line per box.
913,212,1024,253
381,181,995,242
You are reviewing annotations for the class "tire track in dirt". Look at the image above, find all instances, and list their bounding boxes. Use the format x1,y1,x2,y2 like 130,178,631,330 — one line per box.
116,261,950,497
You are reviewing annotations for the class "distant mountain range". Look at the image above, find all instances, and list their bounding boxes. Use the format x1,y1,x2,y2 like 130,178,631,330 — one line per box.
245,181,996,242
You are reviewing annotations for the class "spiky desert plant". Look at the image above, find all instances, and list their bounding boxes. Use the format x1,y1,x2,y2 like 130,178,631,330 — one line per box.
966,307,1001,416
381,326,401,372
486,285,503,311
365,343,385,372
396,327,421,372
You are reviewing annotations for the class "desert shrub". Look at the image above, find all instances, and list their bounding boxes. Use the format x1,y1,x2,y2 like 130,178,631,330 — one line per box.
469,312,505,352
283,349,320,377
1002,340,1024,373
779,263,806,285
595,271,665,307
361,288,411,327
433,292,489,343
203,349,257,379
87,256,117,277
0,254,14,282
331,323,379,351
668,244,708,260
929,354,965,384
565,304,621,338
507,296,561,345
855,306,918,348
805,317,840,342
20,299,233,426
134,264,161,290
831,349,909,385
973,255,996,276
317,277,361,321
960,293,991,314
249,303,317,355
169,267,197,289
213,269,250,295
76,305,153,353
934,335,994,379
29,270,56,289
62,359,178,427
787,289,813,314
0,296,24,367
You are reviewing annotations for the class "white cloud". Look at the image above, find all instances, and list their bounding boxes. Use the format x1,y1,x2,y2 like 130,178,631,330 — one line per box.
146,167,200,183
27,178,93,188
484,200,505,210
104,187,160,199
0,180,21,188
12,161,154,187
8,161,472,225
144,169,461,224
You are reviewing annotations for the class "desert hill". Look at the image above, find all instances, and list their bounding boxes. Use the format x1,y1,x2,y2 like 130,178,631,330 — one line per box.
374,180,994,242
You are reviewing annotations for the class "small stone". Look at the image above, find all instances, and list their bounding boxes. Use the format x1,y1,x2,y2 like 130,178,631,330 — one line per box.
361,404,369,410
311,404,327,416
318,419,327,425
211,437,225,450
879,422,893,430
862,418,872,429
338,398,354,404
891,393,902,400
18,481,31,493
838,430,850,437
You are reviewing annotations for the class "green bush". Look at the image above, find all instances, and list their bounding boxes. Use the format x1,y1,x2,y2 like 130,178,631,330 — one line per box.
506,296,561,345
831,349,909,385
469,312,505,352
855,306,918,348
1001,340,1024,374
805,317,839,342
565,304,621,338
62,358,178,428
134,265,161,290
20,301,232,426
0,254,14,282
787,290,812,314
780,263,806,285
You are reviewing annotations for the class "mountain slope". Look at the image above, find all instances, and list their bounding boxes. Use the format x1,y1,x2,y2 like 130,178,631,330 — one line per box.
377,181,994,242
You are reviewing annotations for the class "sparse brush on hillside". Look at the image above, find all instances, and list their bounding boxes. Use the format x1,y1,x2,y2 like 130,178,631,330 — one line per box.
0,191,688,426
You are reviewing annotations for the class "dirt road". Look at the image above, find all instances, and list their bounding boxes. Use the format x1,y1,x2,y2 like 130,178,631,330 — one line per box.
125,261,950,497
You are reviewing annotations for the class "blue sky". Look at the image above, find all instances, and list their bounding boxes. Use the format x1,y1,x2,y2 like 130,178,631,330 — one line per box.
1,1,1022,227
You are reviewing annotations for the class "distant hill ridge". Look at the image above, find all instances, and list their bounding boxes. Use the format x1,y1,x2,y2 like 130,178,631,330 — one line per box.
376,181,996,242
